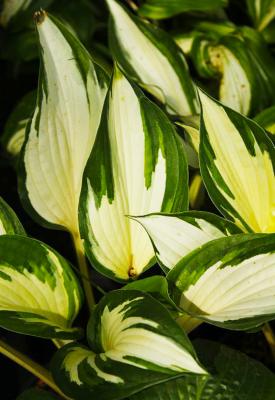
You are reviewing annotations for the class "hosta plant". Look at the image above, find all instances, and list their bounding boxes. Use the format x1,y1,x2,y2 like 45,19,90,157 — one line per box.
0,1,275,399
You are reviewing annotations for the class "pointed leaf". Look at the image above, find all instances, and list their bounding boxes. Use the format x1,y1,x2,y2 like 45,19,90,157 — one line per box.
107,0,198,116
199,90,275,233
0,197,25,235
52,290,206,400
138,0,228,19
132,211,241,272
168,234,275,330
129,339,275,399
79,67,188,281
19,12,108,234
0,235,83,339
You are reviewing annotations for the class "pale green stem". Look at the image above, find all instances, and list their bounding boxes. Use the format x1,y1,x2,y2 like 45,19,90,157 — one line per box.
52,339,71,349
189,173,204,209
262,323,275,360
71,231,95,312
0,339,70,399
177,314,202,334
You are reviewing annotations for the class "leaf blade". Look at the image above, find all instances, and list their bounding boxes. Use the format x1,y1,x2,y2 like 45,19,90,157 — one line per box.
0,235,83,339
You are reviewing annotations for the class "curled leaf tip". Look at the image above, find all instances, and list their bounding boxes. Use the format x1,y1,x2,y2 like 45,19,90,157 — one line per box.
33,9,47,25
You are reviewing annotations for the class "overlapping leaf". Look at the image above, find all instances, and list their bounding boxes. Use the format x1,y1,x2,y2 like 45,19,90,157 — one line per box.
107,0,198,116
0,197,25,235
132,211,241,271
0,235,83,339
19,12,108,234
168,234,275,330
52,290,206,400
189,25,275,115
138,0,228,19
199,89,275,233
129,340,275,399
79,66,188,281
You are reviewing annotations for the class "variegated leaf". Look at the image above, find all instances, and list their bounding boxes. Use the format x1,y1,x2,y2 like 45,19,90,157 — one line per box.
79,66,188,281
138,0,228,19
130,340,275,400
247,0,275,31
131,211,241,272
1,91,36,158
52,290,206,400
199,89,275,233
0,197,25,235
107,0,198,116
168,234,275,330
0,235,83,339
190,26,275,116
19,11,108,235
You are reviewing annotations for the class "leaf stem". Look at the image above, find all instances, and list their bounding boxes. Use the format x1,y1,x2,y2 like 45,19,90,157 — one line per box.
262,323,275,359
71,231,95,312
0,338,69,399
52,339,71,349
177,314,202,333
189,173,204,209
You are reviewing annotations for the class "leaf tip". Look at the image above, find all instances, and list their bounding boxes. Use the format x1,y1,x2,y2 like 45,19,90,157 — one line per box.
33,9,47,25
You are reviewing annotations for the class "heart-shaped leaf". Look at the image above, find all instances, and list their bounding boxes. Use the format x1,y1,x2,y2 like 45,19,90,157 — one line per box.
168,233,275,330
0,235,83,339
51,290,206,400
79,66,188,281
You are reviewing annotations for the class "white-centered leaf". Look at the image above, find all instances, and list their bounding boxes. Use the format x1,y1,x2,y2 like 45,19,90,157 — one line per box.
52,290,206,400
0,197,25,235
19,12,108,235
168,234,275,330
107,0,198,116
199,89,275,233
132,211,241,272
130,340,275,400
0,235,83,339
79,67,188,281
